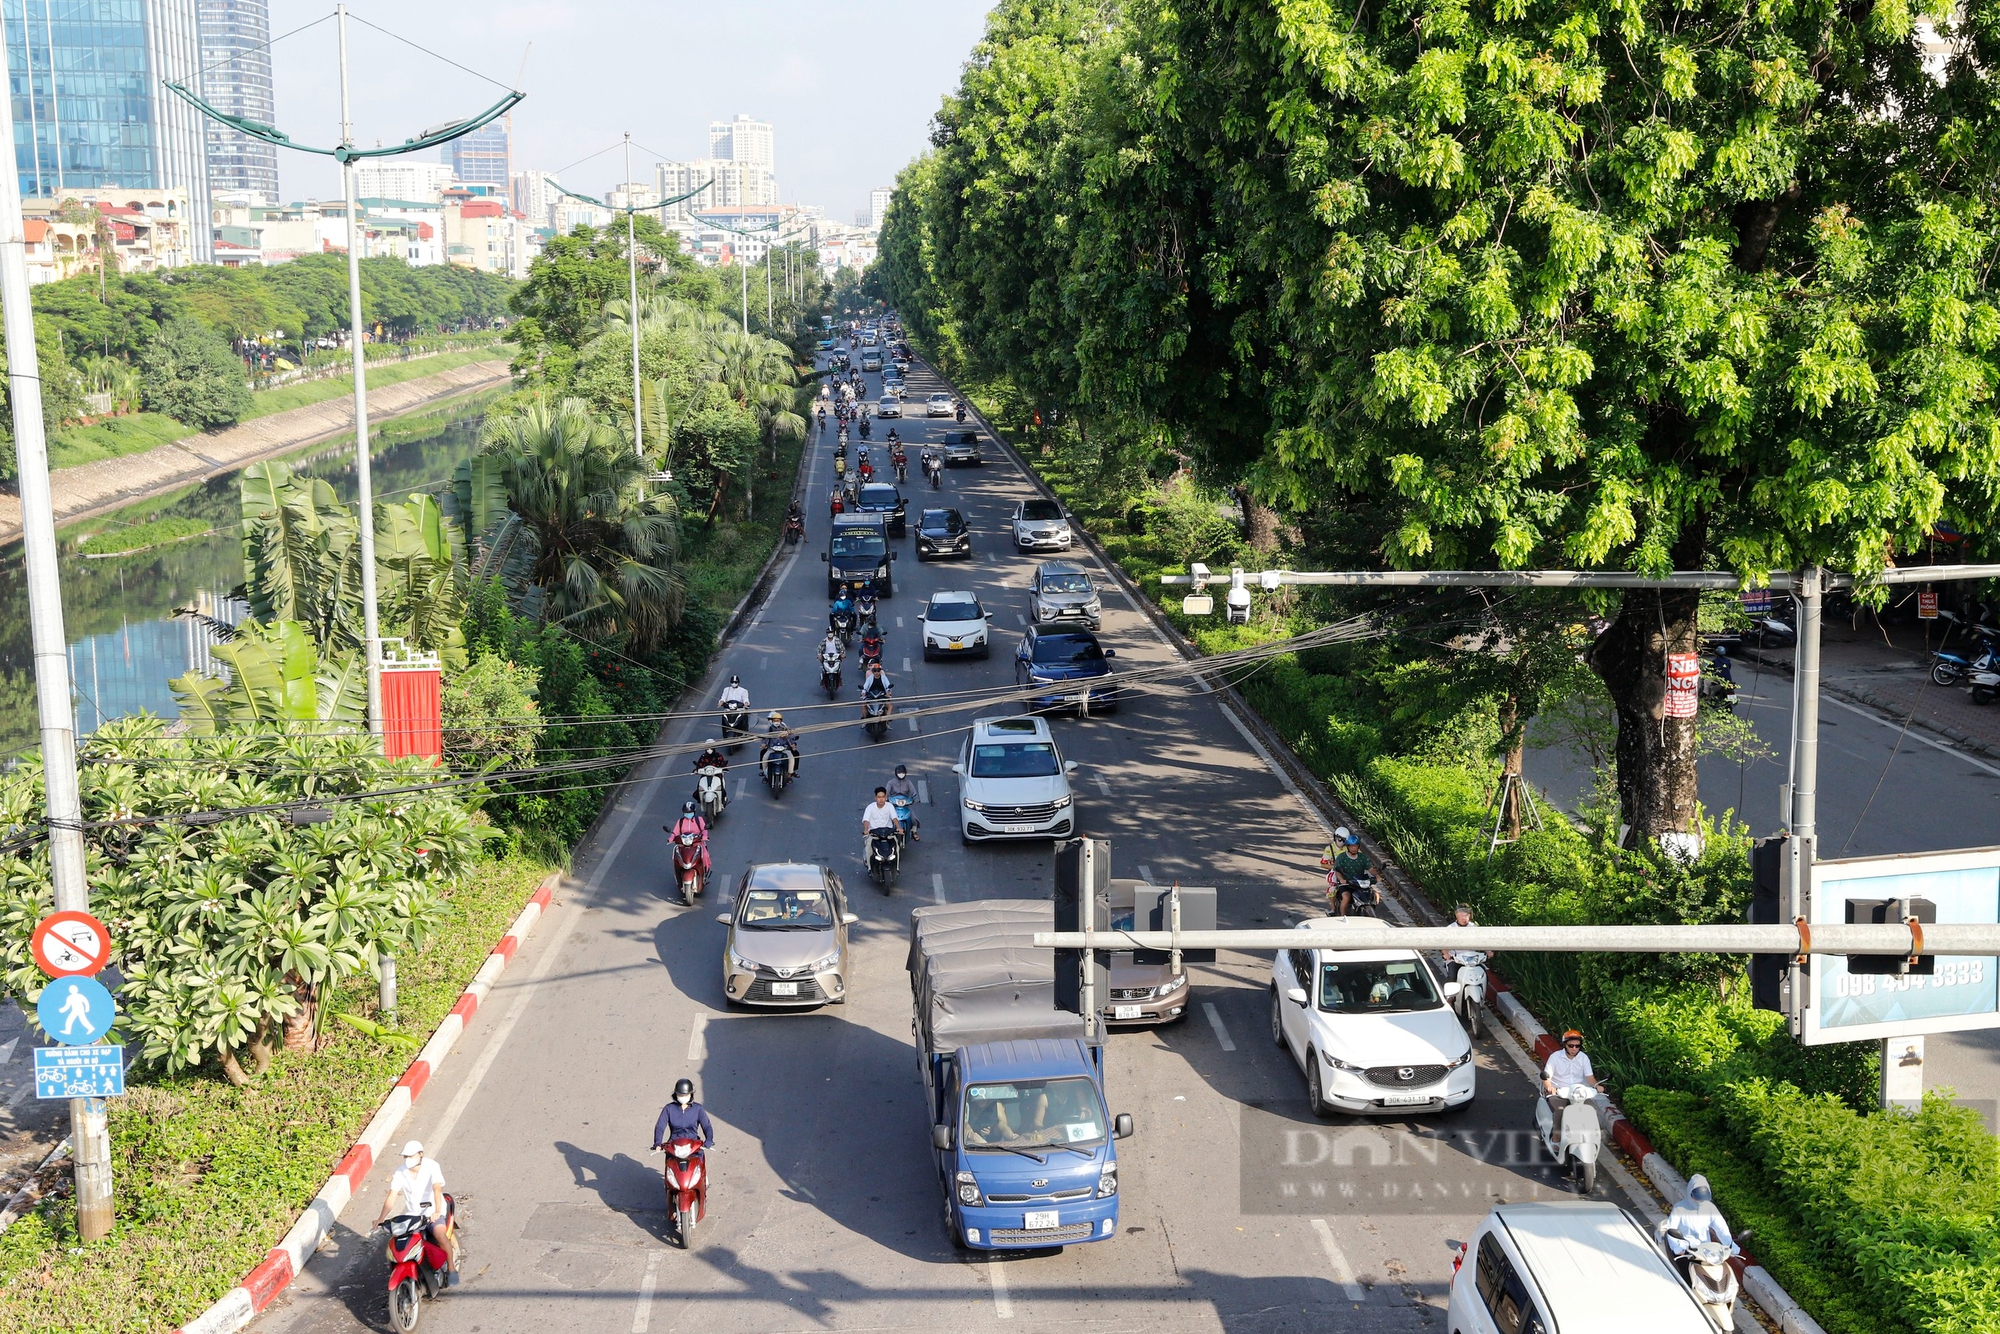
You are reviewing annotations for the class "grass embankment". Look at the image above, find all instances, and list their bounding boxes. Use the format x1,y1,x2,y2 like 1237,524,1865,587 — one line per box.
680,427,809,623
45,346,507,471
943,362,2000,1334
76,517,212,558
0,855,554,1334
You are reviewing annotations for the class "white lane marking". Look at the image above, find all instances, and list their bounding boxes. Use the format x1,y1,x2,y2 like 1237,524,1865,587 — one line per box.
631,1251,662,1332
917,779,930,804
897,616,905,628
428,767,664,1156
7,1085,27,1108
1138,864,1155,883
908,715,920,732
1823,693,2000,779
1310,1218,1369,1302
1094,777,1111,797
1202,1002,1237,1052
1015,614,1027,626
1217,701,1338,843
932,873,946,905
686,1012,710,1062
903,657,912,672
757,656,767,670
987,1254,1014,1318
0,1037,16,1066
746,533,805,632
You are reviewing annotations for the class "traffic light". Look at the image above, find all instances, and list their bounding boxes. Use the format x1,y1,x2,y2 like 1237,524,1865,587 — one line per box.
1845,896,1936,976
1053,838,1110,1016
1748,836,1787,1011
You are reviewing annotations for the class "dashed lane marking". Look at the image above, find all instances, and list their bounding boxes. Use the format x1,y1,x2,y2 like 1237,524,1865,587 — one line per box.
908,715,920,731
932,873,946,905
986,1253,1014,1318
1095,778,1112,797
917,779,931,804
630,1251,662,1332
903,657,912,672
686,1012,709,1062
1202,1002,1237,1052
1310,1218,1369,1303
1138,864,1155,882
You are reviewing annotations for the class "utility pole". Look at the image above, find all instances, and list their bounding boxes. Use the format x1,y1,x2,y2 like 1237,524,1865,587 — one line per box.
624,133,643,462
0,36,112,1239
337,3,384,742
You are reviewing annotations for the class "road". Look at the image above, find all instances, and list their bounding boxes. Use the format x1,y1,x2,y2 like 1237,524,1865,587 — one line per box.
1527,657,2000,1121
256,337,1660,1334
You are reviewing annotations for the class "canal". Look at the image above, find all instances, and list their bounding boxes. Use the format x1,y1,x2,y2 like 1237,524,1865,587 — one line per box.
0,390,501,755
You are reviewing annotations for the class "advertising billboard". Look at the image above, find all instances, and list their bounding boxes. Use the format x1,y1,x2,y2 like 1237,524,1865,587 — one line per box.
1802,846,2000,1046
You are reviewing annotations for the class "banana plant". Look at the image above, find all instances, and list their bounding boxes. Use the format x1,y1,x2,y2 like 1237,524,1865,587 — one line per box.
170,620,367,735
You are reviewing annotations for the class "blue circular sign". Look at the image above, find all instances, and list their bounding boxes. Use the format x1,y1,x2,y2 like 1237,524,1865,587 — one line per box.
36,975,115,1046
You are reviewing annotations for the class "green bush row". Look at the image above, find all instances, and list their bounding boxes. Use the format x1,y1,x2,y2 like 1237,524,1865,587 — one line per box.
964,377,2000,1334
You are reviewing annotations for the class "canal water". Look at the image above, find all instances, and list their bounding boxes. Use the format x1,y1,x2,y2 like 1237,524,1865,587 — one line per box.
0,391,500,755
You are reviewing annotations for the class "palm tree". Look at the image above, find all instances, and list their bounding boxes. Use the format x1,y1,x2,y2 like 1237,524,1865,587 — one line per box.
479,397,684,652
705,329,806,456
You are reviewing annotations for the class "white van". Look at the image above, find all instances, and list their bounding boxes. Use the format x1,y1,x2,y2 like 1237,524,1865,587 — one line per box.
1448,1202,1715,1334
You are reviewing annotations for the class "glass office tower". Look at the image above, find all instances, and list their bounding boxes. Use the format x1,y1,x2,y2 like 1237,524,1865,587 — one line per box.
197,0,277,202
4,0,213,258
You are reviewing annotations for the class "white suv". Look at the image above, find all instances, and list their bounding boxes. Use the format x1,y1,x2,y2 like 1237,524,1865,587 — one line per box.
921,590,991,659
1449,1202,1718,1334
1270,918,1475,1115
952,716,1079,842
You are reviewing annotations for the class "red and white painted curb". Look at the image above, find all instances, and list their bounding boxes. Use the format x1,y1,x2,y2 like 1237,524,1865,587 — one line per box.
176,874,559,1334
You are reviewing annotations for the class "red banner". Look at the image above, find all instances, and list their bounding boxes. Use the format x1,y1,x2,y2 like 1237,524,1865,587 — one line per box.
1665,652,1701,718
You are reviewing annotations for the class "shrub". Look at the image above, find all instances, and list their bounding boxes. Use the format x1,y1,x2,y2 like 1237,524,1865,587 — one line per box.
140,316,252,429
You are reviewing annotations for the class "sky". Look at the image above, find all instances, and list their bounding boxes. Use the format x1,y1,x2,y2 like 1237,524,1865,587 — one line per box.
266,1,993,221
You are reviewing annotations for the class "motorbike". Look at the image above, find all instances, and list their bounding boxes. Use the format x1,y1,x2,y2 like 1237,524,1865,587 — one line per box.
1745,615,1796,649
856,593,879,625
820,654,844,697
954,404,966,422
380,1207,454,1331
783,512,804,545
1672,1235,1744,1331
890,793,916,845
1971,665,2000,706
894,458,909,483
1339,869,1383,918
859,634,885,671
830,608,856,647
1449,952,1488,1038
1932,632,1998,689
696,765,727,822
869,825,902,888
658,1135,709,1249
1536,1083,1605,1194
762,741,795,796
672,831,707,905
721,706,750,743
925,457,943,488
863,695,890,741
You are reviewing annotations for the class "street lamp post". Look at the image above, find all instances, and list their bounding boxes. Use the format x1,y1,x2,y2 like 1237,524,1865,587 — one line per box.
624,133,644,463
336,2,385,744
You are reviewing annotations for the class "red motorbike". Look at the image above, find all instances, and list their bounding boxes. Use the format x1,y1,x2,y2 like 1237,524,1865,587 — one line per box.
659,1135,709,1248
672,831,706,905
381,1204,454,1331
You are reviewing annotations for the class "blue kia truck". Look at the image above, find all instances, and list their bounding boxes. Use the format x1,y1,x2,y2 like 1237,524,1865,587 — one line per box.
908,900,1134,1251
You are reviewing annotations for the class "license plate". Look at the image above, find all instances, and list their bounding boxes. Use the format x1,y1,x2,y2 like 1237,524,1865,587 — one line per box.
1023,1211,1060,1230
995,824,1034,834
1112,1005,1142,1020
1382,1091,1434,1106
949,640,962,649
768,981,799,996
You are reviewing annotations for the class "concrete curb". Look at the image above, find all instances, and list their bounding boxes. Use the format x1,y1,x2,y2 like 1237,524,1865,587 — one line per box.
174,873,560,1334
929,359,1828,1334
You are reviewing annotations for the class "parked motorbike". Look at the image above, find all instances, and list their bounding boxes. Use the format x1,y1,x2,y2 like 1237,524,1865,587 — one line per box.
1536,1084,1605,1194
869,826,902,888
1449,952,1488,1038
762,741,796,796
863,696,890,741
380,1208,454,1331
783,512,804,545
1745,615,1796,649
657,1135,709,1249
672,831,706,905
696,764,727,822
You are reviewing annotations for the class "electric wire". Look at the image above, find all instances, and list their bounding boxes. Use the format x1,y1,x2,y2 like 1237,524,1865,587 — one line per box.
345,12,518,92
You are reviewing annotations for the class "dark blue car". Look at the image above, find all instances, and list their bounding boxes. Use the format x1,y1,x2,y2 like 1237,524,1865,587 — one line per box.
1015,625,1119,713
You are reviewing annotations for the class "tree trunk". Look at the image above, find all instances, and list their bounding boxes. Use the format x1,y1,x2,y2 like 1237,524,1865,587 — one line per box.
1590,584,1702,848
1241,489,1284,555
1497,693,1525,840
219,1048,254,1087
283,994,317,1053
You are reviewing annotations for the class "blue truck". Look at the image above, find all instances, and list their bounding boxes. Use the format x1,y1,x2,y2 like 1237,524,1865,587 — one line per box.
908,900,1134,1251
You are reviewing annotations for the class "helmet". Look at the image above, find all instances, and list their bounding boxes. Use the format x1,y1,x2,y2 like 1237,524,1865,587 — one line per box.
1561,1029,1584,1046
1454,903,1472,916
673,1077,694,1104
1333,826,1351,841
400,1140,424,1159
768,710,785,726
729,674,741,685
682,800,697,816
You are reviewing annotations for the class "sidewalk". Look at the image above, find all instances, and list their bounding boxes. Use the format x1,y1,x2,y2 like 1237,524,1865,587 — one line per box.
1739,616,2000,759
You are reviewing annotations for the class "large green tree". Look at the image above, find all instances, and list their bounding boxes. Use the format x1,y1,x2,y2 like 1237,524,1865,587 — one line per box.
140,316,253,429
885,0,2000,846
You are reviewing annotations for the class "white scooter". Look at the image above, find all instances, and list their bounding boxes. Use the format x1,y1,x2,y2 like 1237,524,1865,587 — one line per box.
1449,952,1488,1038
1676,1236,1742,1330
1536,1084,1604,1194
696,763,728,822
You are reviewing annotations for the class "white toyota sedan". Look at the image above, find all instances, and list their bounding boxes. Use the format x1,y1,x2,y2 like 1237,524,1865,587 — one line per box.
1270,918,1475,1116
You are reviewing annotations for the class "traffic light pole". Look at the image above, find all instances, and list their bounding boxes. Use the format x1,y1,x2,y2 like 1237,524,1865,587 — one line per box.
0,41,112,1238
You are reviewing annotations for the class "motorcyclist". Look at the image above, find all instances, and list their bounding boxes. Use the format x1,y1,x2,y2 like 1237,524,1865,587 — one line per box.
954,400,966,422
761,710,800,779
861,660,894,721
923,449,942,486
819,630,844,671
885,763,920,842
666,799,711,879
653,1077,715,1152
1322,827,1373,916
375,1140,459,1285
834,451,847,482
1442,902,1489,982
828,484,846,516
1657,1174,1737,1282
858,415,872,441
861,786,901,866
718,674,750,722
858,452,874,481
885,427,901,449
858,620,886,666
1541,1029,1606,1138
783,503,805,542
829,585,857,636
856,587,879,626
693,743,730,807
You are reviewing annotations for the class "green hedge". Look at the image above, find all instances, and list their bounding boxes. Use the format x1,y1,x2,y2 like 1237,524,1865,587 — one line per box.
953,365,2000,1334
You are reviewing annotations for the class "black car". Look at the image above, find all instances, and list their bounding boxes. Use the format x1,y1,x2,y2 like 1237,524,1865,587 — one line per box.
915,507,970,561
855,482,909,537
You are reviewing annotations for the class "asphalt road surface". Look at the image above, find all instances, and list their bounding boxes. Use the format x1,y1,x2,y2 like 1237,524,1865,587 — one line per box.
256,341,1662,1334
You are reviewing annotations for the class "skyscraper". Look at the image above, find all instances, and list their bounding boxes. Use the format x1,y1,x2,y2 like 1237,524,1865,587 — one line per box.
4,0,214,258
870,186,892,230
709,114,774,171
197,0,279,204
451,124,509,188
